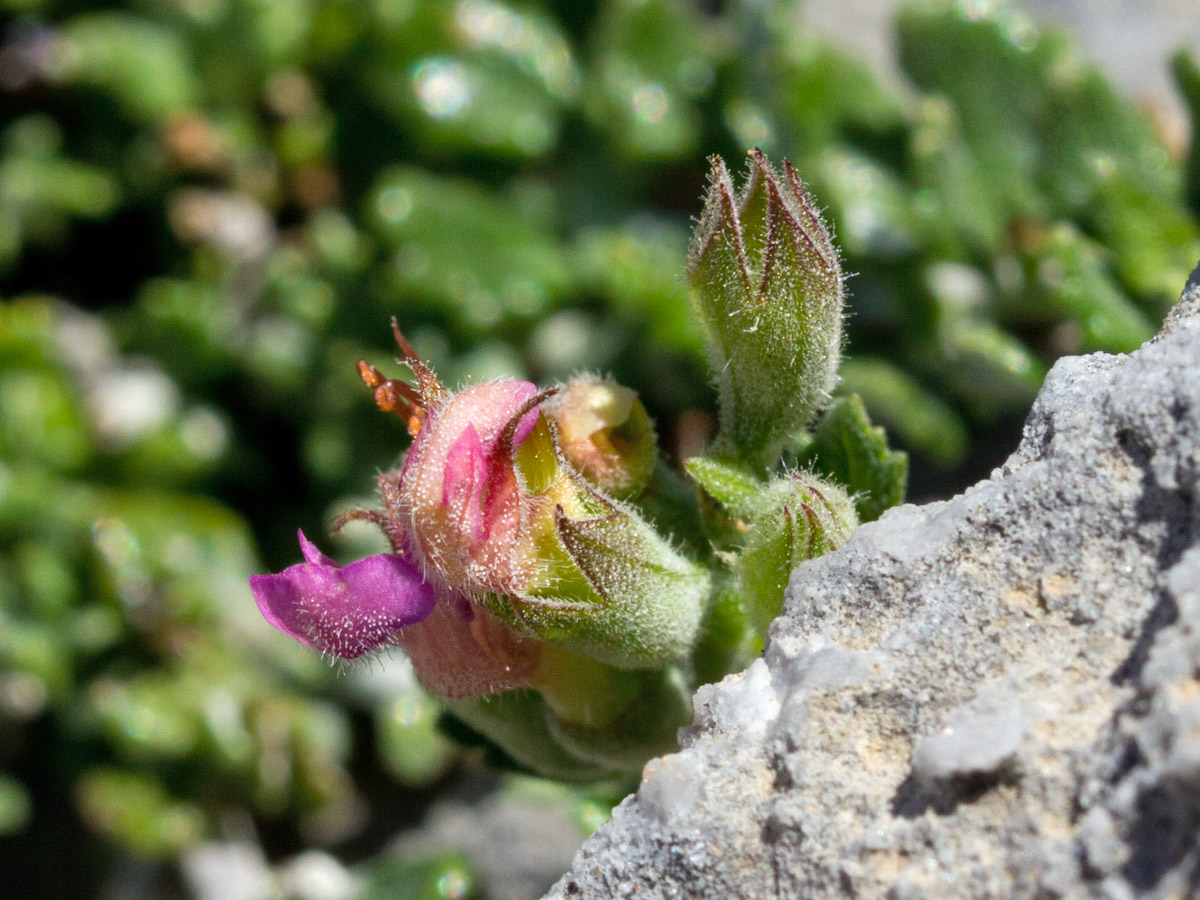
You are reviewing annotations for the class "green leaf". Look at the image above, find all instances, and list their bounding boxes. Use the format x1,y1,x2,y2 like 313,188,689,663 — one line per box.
355,850,479,900
837,358,969,467
0,774,30,836
1174,49,1200,216
1008,223,1155,353
795,394,907,523
586,0,716,159
940,319,1047,415
368,168,572,332
683,455,764,519
76,769,205,857
367,0,578,159
899,2,1182,225
63,14,199,122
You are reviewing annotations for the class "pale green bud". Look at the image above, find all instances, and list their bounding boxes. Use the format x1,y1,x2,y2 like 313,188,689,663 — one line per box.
445,662,693,780
739,472,858,639
444,691,619,782
545,666,692,771
687,150,844,464
483,471,710,670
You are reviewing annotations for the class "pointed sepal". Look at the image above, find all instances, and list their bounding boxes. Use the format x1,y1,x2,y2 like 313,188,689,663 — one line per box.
684,455,765,519
488,475,710,670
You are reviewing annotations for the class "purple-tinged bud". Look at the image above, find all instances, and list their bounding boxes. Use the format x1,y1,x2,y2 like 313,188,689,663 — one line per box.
542,376,656,499
249,530,436,659
398,379,546,597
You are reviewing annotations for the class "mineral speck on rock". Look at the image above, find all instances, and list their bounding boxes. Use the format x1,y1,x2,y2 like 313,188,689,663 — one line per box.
545,261,1200,899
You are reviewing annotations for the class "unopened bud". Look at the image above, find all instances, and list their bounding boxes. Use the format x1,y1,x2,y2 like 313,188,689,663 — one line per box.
688,150,844,463
739,472,857,638
485,471,709,670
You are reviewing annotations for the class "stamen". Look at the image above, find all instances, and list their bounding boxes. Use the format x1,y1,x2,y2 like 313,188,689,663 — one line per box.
357,359,427,435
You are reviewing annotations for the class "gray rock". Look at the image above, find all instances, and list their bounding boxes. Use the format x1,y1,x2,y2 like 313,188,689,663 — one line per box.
545,262,1200,899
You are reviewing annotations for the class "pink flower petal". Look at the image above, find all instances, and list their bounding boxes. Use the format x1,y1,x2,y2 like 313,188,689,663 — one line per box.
396,598,541,699
250,534,435,659
507,388,541,447
297,529,336,567
398,379,547,596
443,424,486,540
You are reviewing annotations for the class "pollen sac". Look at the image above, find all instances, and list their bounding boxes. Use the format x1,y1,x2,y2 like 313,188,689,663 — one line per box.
738,472,858,639
542,376,657,499
687,149,845,464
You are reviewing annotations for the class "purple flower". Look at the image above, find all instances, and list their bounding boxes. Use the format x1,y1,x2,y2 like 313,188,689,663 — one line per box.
250,530,436,659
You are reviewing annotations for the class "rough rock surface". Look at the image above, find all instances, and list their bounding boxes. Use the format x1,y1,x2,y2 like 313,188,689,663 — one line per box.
546,263,1200,900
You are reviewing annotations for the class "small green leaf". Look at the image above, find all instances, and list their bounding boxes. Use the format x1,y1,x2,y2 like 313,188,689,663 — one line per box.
1012,223,1155,353
683,455,764,519
1174,49,1200,215
691,581,757,684
0,774,30,836
940,320,1047,414
76,769,205,857
356,850,479,900
795,394,907,523
837,358,969,467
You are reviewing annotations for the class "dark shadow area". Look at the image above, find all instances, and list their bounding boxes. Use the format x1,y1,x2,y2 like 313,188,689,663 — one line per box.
890,767,1018,819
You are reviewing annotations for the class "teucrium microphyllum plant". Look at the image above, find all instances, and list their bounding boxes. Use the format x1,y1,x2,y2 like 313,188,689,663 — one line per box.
250,151,907,780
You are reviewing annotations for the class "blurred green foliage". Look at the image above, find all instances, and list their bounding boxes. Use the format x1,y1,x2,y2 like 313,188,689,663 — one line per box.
0,0,1197,894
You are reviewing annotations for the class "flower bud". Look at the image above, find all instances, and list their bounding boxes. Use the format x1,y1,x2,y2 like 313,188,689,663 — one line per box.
447,658,694,779
484,471,710,670
445,691,619,782
739,472,857,639
542,376,656,499
687,150,844,463
397,378,546,598
252,321,711,763
544,666,692,770
368,334,707,671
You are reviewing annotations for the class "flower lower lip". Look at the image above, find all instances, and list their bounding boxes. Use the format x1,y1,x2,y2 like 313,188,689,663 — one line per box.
250,530,436,659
